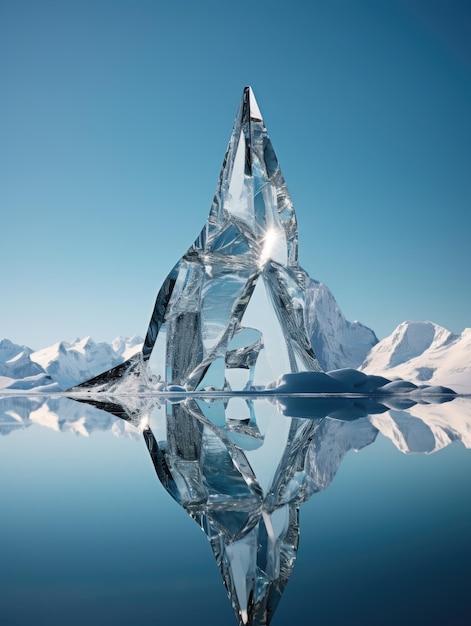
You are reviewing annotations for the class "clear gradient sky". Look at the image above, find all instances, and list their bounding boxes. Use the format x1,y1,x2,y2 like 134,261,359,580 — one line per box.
1,0,470,350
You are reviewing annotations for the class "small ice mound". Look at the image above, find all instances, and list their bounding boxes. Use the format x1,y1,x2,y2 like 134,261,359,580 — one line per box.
326,368,368,386
271,371,353,394
326,369,390,393
267,368,456,398
353,374,391,393
269,369,393,394
378,380,418,393
415,384,457,397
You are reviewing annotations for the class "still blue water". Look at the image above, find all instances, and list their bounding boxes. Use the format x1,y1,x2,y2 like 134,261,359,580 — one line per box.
1,395,470,625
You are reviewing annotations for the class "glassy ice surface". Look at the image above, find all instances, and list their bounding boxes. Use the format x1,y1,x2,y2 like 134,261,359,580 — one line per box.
143,87,321,391
75,86,320,393
1,394,471,625
143,87,320,391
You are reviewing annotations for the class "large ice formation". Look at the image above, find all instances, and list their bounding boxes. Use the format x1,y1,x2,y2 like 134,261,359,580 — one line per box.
75,87,321,392
143,86,320,391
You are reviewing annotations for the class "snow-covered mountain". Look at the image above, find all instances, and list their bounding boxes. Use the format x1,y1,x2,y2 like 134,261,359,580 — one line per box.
0,335,143,391
31,337,124,390
305,277,378,370
360,321,471,394
0,339,44,379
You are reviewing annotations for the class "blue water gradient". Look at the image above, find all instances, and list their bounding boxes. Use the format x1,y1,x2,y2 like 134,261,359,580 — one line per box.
277,436,471,624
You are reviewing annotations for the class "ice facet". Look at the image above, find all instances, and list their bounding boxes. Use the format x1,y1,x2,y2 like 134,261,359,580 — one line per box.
142,87,321,390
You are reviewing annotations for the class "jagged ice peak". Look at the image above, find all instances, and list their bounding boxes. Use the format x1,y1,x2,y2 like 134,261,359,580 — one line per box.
76,86,322,393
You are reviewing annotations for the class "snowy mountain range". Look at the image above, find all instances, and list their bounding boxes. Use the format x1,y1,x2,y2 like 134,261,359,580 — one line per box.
0,335,143,392
360,321,471,395
0,281,469,393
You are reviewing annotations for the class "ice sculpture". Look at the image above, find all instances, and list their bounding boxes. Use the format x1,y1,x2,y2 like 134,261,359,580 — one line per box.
74,87,320,392
143,86,321,391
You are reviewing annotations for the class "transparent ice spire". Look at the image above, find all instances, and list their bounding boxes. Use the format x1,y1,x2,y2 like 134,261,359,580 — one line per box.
70,87,321,393
143,87,321,391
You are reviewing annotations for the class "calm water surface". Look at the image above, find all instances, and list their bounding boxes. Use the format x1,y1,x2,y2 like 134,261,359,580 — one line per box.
1,394,470,625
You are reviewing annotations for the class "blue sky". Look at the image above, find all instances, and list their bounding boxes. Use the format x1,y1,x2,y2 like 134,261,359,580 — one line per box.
1,0,470,349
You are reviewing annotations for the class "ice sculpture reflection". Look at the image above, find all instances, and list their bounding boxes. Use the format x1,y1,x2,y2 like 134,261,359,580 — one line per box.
75,87,320,393
53,391,464,626
143,398,314,626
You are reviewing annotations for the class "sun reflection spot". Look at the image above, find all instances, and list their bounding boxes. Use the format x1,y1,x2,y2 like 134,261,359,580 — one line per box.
259,227,280,267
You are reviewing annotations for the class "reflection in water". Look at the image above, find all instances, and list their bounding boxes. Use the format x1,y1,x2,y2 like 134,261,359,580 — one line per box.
144,399,315,626
1,392,470,625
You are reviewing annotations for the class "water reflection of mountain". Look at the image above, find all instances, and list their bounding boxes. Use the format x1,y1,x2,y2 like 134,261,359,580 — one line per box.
1,394,470,454
0,395,139,438
1,394,470,625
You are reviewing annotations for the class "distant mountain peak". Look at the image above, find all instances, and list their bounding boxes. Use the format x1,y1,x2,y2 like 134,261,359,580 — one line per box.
361,321,470,394
0,338,33,363
304,277,378,371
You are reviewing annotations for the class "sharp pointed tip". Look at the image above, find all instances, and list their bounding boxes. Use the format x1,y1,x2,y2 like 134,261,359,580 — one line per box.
243,85,263,122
